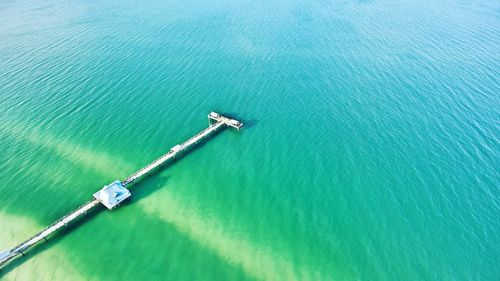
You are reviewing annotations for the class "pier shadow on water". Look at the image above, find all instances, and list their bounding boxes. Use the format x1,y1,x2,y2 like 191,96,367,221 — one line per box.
240,118,258,129
0,204,103,277
123,175,170,205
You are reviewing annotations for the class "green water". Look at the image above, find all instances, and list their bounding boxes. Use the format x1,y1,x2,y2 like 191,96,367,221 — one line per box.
0,0,499,280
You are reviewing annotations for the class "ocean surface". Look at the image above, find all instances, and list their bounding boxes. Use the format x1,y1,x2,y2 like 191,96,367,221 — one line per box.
0,0,499,280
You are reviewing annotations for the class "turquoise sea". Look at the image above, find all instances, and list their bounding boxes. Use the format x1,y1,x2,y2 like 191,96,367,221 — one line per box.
0,0,499,280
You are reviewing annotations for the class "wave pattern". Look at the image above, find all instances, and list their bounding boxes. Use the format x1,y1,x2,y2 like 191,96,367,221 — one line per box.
0,0,498,280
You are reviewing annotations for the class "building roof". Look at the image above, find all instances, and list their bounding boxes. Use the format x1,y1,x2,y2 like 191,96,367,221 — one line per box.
93,180,131,210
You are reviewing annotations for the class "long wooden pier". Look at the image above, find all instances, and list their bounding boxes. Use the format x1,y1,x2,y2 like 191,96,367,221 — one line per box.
0,112,242,269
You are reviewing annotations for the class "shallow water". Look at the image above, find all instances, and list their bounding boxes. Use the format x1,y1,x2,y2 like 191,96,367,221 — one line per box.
0,0,499,280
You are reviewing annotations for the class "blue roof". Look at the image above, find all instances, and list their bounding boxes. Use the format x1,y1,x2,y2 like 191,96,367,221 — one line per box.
93,180,131,210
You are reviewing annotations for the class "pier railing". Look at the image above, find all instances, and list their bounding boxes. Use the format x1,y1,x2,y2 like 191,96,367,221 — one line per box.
0,112,242,270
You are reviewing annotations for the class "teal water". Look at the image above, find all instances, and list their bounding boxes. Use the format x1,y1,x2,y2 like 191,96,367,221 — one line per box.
0,0,499,280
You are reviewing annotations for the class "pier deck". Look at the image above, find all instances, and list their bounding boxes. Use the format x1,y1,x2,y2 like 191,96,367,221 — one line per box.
0,112,242,269
0,199,100,267
123,119,225,185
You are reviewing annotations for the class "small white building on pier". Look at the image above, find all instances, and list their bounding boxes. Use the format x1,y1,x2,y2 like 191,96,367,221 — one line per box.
93,180,131,210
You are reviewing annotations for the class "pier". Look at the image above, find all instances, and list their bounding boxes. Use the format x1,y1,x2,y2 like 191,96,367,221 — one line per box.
0,112,242,269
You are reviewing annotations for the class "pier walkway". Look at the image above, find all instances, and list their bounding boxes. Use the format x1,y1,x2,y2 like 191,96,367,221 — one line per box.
0,112,242,269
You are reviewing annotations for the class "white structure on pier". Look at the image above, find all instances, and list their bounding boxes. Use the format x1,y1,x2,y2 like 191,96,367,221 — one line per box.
209,112,243,130
93,180,131,210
